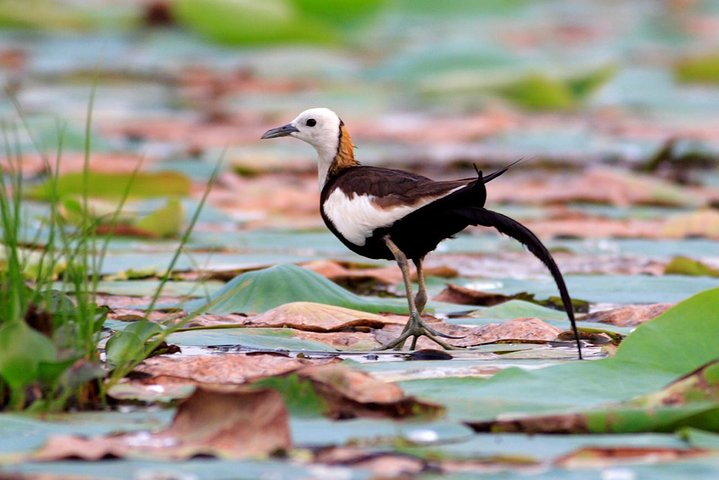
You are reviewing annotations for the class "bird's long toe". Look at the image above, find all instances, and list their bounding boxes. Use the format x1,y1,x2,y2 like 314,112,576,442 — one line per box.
420,321,465,340
377,315,461,351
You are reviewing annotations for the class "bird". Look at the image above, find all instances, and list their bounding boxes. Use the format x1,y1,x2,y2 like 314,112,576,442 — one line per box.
262,108,582,358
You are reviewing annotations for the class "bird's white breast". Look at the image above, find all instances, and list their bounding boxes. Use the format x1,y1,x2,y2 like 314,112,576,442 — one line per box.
323,188,460,246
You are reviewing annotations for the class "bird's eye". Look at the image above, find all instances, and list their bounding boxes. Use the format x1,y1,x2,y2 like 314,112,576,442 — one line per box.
306,118,317,127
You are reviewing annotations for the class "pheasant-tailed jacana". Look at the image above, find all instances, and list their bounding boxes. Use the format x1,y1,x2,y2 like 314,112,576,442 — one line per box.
262,108,582,358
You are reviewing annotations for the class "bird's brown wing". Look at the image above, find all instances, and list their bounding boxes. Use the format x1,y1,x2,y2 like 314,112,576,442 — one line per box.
323,166,482,209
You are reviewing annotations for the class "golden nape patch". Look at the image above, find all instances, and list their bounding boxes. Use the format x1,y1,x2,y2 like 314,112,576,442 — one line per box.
329,124,358,176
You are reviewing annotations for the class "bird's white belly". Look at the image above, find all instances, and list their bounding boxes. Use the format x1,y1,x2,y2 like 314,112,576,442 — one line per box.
323,189,456,246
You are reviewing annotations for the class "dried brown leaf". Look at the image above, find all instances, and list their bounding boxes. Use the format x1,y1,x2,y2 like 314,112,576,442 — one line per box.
469,412,589,434
32,387,291,461
100,295,184,310
296,364,444,419
315,447,427,476
555,446,709,469
585,304,673,327
183,313,249,327
661,209,719,238
375,317,562,349
433,283,531,306
302,259,402,286
133,353,337,385
246,302,405,332
163,386,290,457
289,330,382,350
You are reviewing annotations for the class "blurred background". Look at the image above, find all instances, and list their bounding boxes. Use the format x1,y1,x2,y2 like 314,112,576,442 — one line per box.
3,0,719,281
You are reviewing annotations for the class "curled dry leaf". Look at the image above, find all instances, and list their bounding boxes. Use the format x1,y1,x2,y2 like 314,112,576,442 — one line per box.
184,313,249,327
433,283,531,306
469,412,589,434
661,209,719,239
315,447,542,476
468,317,563,344
133,353,338,385
246,302,406,332
100,296,184,310
314,447,427,477
585,304,673,327
290,330,382,350
555,447,709,469
632,360,719,408
302,259,457,285
302,259,403,285
375,317,562,349
413,264,460,280
32,386,291,461
295,364,444,419
163,386,291,458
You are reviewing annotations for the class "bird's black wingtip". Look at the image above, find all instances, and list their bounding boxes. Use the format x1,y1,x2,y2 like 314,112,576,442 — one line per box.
483,158,526,184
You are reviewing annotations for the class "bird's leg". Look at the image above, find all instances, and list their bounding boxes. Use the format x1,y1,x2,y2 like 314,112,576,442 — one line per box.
413,257,427,314
378,236,455,351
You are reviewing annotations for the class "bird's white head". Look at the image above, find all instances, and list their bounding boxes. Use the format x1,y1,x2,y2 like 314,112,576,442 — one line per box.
262,107,354,187
262,107,340,152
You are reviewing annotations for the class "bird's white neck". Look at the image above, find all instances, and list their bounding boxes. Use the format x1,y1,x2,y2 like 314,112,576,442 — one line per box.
315,144,337,189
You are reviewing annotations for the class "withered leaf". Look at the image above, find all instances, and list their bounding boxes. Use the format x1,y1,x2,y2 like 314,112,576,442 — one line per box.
469,412,589,434
32,386,291,461
661,209,719,239
302,259,402,286
290,329,382,350
585,304,673,327
555,446,708,469
132,353,338,385
246,302,406,332
294,364,444,419
632,360,719,408
375,317,562,349
314,447,427,476
163,386,290,458
434,283,533,306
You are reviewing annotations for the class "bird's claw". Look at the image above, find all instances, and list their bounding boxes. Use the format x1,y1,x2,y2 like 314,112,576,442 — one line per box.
425,325,465,340
377,314,462,351
399,315,464,340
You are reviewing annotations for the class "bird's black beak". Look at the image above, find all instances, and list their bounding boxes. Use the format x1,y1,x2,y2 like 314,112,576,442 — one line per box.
261,123,299,139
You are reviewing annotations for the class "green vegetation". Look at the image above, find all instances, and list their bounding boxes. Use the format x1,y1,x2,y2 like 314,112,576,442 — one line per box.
0,93,216,410
676,53,719,84
0,95,110,410
664,256,719,277
494,65,617,111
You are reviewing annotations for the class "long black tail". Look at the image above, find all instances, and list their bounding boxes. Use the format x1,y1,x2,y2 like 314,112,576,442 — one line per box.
458,207,583,359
